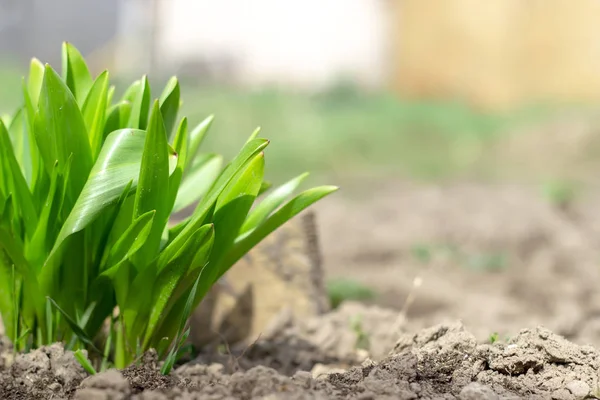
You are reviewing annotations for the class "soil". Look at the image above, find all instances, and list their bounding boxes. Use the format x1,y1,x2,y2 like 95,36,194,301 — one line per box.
5,180,600,399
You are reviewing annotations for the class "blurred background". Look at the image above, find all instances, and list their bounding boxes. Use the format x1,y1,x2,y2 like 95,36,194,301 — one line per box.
4,0,600,186
4,0,600,342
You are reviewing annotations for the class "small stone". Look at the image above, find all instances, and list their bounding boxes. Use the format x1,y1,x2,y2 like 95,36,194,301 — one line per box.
79,369,130,393
566,380,590,399
74,388,111,400
409,382,422,393
48,382,62,392
459,382,499,400
293,370,314,388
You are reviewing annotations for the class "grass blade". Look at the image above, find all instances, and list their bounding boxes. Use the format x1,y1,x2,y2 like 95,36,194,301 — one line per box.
47,297,101,353
74,349,97,375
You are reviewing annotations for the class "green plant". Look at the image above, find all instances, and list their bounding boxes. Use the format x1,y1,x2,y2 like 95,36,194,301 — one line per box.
326,278,376,309
349,314,370,351
0,42,337,373
541,179,579,211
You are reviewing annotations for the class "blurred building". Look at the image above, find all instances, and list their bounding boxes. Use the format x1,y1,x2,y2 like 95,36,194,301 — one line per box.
117,0,391,90
4,0,600,110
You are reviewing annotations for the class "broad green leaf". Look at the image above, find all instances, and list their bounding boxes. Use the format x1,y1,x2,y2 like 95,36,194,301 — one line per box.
127,75,151,130
132,100,171,267
166,118,188,216
7,108,32,185
159,76,180,140
173,154,223,213
35,64,93,206
144,223,213,347
26,162,61,268
47,128,177,260
0,120,37,240
239,172,309,235
104,101,132,137
82,70,110,158
185,115,214,171
103,210,155,269
195,152,264,301
27,58,45,108
22,78,42,193
61,42,93,105
121,80,141,103
94,210,154,308
219,186,338,276
160,138,268,267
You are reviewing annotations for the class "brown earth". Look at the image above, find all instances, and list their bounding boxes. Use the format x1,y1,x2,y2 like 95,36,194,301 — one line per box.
4,180,600,398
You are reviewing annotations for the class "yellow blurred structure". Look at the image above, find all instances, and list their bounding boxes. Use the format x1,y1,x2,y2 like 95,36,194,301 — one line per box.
392,0,600,110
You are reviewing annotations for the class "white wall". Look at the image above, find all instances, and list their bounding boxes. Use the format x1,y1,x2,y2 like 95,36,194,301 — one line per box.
156,0,391,89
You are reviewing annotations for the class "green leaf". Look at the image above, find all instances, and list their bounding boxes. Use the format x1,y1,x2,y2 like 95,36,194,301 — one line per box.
26,162,61,268
47,128,177,264
82,70,110,158
144,223,213,347
246,126,261,143
127,75,151,130
121,80,141,103
107,85,116,107
74,349,97,375
22,78,42,194
159,76,180,140
220,186,338,276
185,115,214,171
258,181,272,196
160,138,268,268
47,297,100,353
166,118,188,216
35,64,94,206
61,42,93,105
195,152,264,301
0,120,38,240
132,100,171,267
104,101,132,138
173,154,223,213
161,268,201,375
7,108,32,183
27,58,45,109
239,172,309,235
102,210,155,270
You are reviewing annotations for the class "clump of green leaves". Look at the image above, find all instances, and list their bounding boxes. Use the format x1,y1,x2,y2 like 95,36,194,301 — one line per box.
0,43,336,373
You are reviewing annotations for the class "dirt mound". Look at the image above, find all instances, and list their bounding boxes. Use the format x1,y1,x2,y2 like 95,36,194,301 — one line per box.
3,312,600,399
316,182,600,347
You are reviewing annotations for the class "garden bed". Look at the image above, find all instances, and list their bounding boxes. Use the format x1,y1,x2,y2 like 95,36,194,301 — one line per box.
4,181,600,399
1,309,600,399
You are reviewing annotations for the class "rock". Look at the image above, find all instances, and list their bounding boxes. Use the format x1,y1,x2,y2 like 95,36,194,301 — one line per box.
190,211,330,348
459,383,499,400
565,380,590,399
